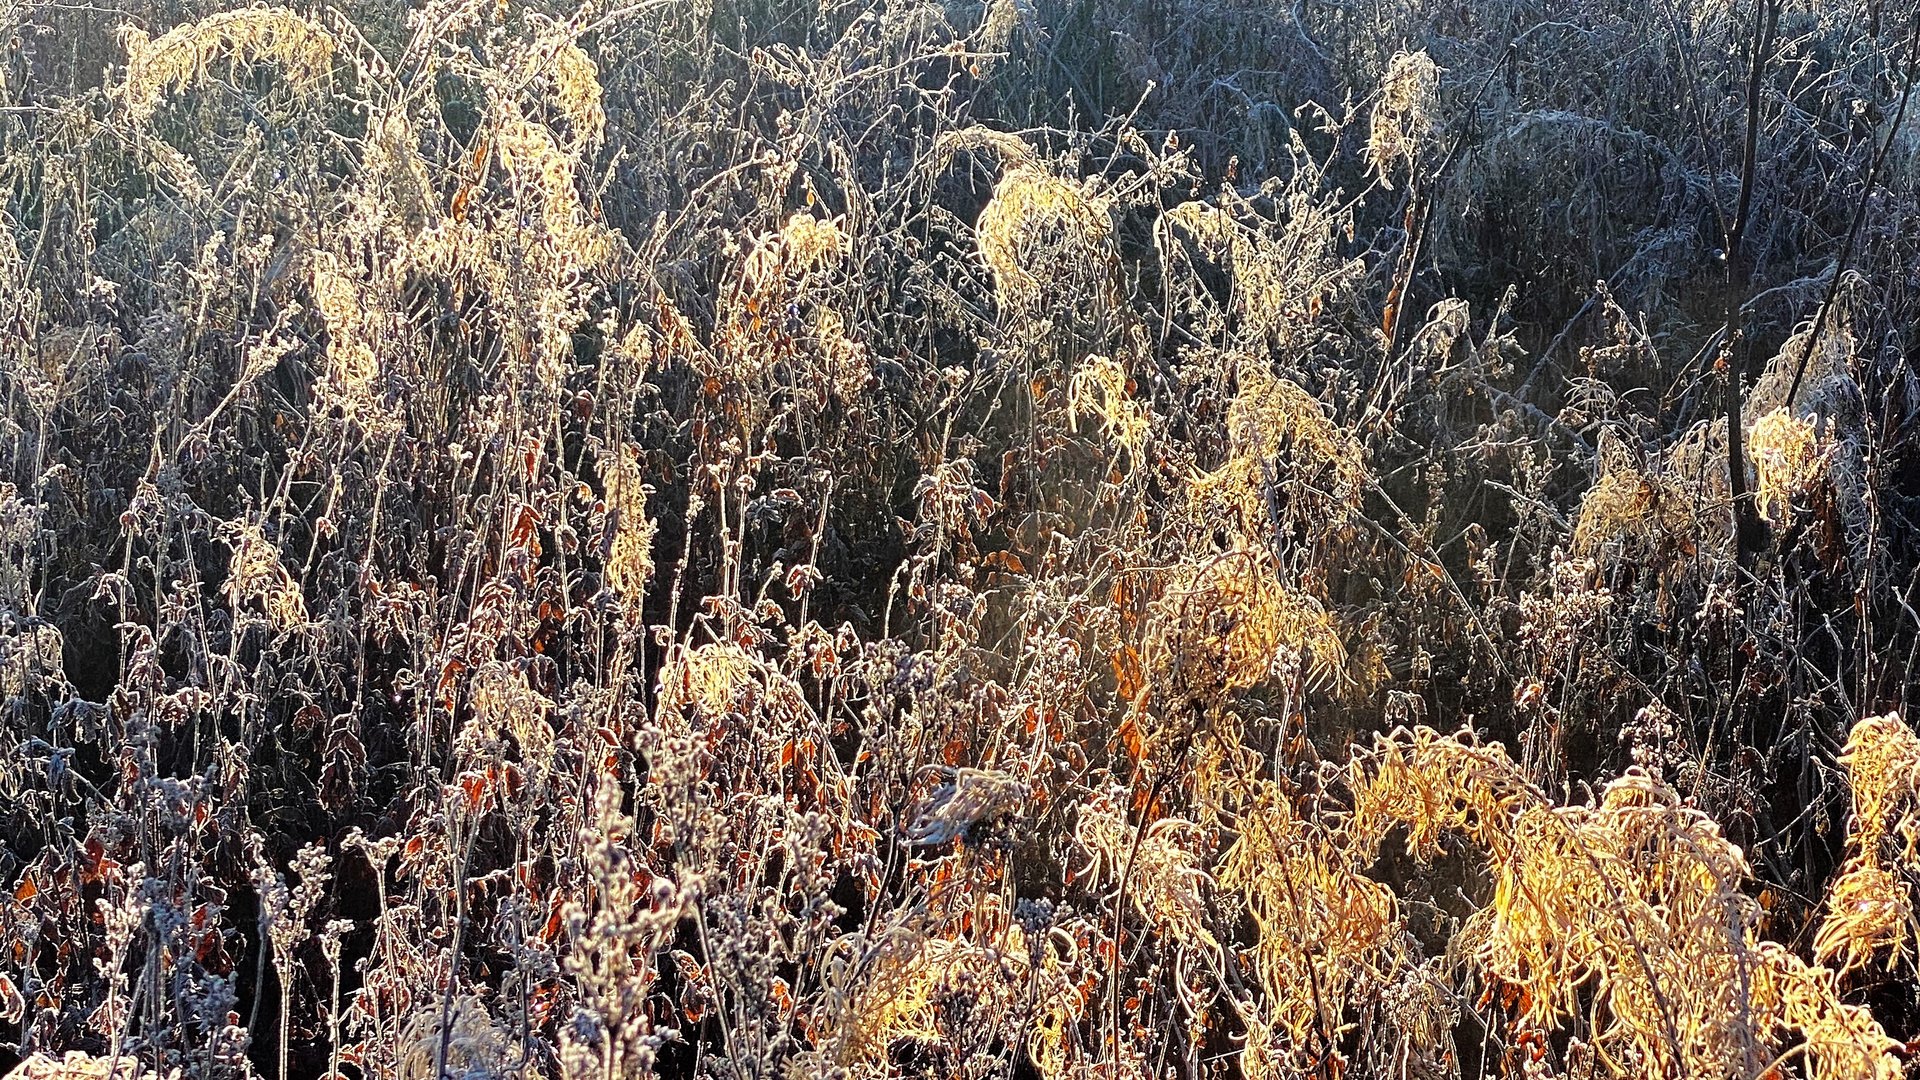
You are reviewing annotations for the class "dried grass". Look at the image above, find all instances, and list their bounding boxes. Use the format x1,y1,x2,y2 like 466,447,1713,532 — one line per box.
5,2,1919,1078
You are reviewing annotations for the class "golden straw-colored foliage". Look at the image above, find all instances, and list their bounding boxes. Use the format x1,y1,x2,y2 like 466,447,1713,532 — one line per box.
219,519,306,632
1152,540,1345,695
1068,353,1151,466
1220,359,1369,505
1748,408,1826,524
1816,714,1920,976
601,443,658,602
1219,782,1400,1058
1079,793,1218,950
1570,466,1696,562
1343,729,1901,1080
976,166,1114,311
9,1,1920,1077
119,7,335,121
1367,51,1439,187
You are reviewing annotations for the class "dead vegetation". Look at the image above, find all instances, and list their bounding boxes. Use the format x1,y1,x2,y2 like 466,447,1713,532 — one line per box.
0,0,1918,1077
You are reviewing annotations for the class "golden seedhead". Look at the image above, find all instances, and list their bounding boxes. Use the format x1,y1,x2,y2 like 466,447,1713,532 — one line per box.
120,8,335,123
1815,713,1920,975
976,166,1113,313
310,253,380,414
1570,466,1695,562
220,520,306,633
1077,793,1218,950
1067,354,1150,466
1748,407,1826,523
1154,542,1344,696
1367,51,1439,187
601,443,658,602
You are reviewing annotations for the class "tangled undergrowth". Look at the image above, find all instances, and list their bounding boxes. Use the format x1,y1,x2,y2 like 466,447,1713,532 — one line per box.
1,0,1919,1077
